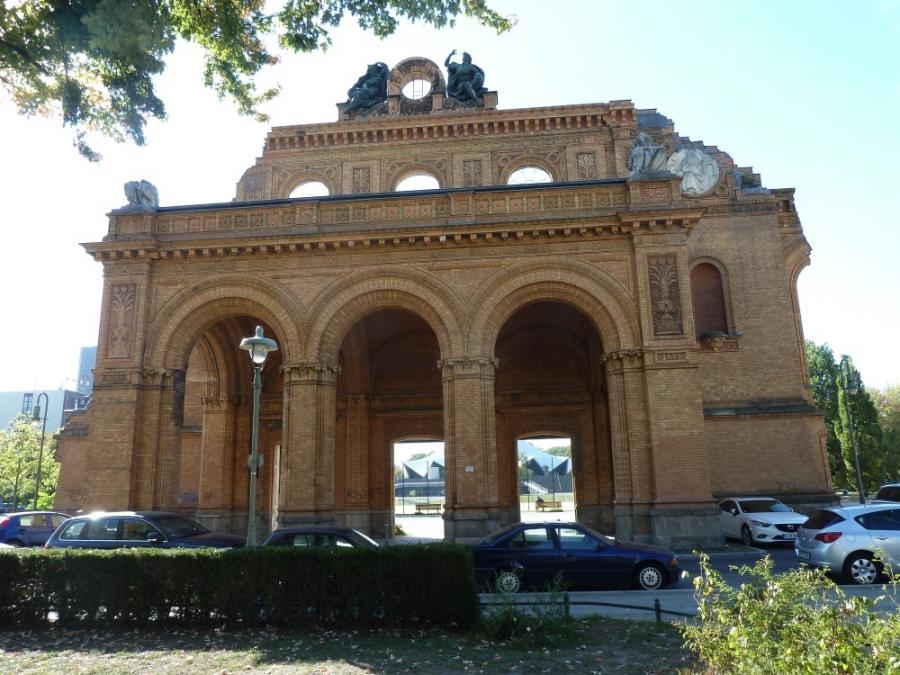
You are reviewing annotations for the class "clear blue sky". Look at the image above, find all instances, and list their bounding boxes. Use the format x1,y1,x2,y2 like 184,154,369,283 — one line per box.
1,0,898,391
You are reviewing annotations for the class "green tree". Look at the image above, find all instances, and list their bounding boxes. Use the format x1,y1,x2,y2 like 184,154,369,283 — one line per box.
0,413,59,510
805,341,886,494
805,341,844,485
871,384,900,482
0,1,511,161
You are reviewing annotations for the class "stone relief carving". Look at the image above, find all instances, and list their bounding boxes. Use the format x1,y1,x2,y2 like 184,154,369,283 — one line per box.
648,255,684,335
107,283,137,358
122,180,159,210
627,132,668,176
666,148,720,196
463,159,482,187
352,167,371,193
576,152,597,179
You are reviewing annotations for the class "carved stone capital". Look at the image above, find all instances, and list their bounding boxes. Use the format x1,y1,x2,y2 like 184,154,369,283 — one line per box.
437,356,499,379
283,362,342,385
140,367,172,386
602,349,645,371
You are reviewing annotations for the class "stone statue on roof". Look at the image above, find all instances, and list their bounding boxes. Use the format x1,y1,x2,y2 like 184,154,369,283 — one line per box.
444,50,487,105
627,132,669,176
345,62,389,112
122,180,158,210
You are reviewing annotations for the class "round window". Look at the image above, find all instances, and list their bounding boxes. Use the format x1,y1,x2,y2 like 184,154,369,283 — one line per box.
402,78,432,101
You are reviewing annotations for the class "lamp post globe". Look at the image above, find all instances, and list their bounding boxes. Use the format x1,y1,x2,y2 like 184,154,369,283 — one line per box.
239,326,278,547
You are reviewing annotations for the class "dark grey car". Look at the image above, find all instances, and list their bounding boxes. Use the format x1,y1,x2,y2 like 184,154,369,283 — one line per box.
44,511,244,549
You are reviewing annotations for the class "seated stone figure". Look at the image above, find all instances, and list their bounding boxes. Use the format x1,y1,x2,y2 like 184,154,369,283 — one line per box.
627,132,668,176
123,180,159,210
346,62,389,112
445,50,487,104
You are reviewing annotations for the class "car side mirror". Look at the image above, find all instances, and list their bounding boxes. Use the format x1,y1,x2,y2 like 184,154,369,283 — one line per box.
146,531,164,544
731,509,738,516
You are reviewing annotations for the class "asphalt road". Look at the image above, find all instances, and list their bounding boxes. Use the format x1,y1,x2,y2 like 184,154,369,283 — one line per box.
482,544,899,622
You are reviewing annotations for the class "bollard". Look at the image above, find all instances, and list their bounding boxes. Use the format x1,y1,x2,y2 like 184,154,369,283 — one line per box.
385,522,391,542
654,597,661,623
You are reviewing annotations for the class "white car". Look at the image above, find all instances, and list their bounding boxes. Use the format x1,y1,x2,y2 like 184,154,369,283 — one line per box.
717,497,807,546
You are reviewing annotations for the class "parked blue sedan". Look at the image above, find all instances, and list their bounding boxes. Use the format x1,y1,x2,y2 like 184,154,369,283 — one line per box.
471,522,683,592
0,511,70,547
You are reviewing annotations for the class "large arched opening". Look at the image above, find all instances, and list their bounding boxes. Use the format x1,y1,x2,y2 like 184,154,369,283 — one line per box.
333,309,443,535
493,301,613,532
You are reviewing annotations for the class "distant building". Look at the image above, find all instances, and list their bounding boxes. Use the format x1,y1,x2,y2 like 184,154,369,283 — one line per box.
77,347,97,395
0,390,90,434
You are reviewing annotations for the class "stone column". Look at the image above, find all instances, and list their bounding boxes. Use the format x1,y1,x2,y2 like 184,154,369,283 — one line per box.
275,362,340,525
439,356,503,541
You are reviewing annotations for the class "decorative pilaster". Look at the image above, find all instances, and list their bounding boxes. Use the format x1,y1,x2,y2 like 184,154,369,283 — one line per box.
438,356,502,540
276,362,341,524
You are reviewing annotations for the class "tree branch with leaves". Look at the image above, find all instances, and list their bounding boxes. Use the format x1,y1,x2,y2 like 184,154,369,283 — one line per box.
0,0,511,160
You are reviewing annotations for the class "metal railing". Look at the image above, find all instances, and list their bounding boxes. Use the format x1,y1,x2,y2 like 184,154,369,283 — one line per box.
480,593,698,623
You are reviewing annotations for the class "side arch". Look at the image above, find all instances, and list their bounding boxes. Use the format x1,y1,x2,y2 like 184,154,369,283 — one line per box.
145,276,303,369
468,259,641,356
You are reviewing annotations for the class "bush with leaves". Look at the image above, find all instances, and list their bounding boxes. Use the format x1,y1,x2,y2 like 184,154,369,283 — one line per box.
682,554,900,674
480,574,575,647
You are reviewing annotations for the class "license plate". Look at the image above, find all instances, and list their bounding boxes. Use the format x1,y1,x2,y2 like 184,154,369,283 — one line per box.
797,550,810,560
782,533,796,540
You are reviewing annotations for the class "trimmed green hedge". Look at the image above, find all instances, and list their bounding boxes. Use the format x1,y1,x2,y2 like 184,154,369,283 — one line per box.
0,544,478,630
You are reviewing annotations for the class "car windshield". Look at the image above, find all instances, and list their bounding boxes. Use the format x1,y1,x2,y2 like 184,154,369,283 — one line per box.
346,530,379,547
740,499,790,513
150,514,210,538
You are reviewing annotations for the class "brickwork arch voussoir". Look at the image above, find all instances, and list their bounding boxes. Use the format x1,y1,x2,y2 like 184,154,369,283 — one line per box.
146,276,303,369
303,271,463,364
468,260,639,356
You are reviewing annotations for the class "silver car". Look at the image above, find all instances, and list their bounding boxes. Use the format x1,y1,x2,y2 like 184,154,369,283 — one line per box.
795,503,900,584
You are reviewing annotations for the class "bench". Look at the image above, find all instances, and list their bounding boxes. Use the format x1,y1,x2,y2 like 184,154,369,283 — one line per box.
415,502,442,514
535,500,562,511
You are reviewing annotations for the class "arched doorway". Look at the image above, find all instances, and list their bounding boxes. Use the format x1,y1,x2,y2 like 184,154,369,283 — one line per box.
334,309,443,536
494,301,614,533
177,316,284,537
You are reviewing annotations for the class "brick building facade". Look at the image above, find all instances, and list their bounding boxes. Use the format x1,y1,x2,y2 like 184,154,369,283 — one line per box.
55,57,833,548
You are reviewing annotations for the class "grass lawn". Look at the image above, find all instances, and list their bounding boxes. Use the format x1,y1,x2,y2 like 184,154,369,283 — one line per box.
0,617,698,674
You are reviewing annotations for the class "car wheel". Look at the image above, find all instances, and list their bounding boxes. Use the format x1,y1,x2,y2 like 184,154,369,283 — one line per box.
843,552,880,585
634,562,665,591
5,540,23,547
494,569,522,594
741,525,754,547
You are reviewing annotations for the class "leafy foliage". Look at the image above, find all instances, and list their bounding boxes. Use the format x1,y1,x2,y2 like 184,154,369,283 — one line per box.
682,554,900,674
0,414,59,510
0,543,478,630
0,1,511,160
871,385,900,482
805,341,887,493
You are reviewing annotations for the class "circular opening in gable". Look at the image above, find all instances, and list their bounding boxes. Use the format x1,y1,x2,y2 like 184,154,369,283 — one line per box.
402,78,432,101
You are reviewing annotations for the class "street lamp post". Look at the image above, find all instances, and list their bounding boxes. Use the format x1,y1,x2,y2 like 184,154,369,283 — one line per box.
31,392,49,510
839,356,865,504
239,326,278,547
